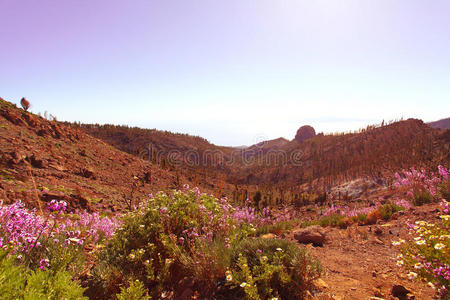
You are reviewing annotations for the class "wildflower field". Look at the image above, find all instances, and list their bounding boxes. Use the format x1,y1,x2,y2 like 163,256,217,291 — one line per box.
0,186,322,299
0,165,448,299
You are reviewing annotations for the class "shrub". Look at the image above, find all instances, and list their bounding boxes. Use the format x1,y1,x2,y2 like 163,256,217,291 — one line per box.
96,188,322,299
413,190,433,206
351,213,367,224
0,249,87,299
24,268,87,299
116,280,150,300
317,213,345,227
97,190,242,298
221,238,323,300
0,249,27,298
254,219,301,236
378,203,405,221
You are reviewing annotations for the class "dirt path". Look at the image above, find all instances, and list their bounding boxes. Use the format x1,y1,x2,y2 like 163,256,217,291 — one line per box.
286,205,440,299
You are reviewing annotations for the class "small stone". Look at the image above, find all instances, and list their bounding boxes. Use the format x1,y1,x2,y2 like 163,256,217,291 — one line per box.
372,237,384,245
80,167,95,179
260,233,277,239
391,285,411,299
374,226,383,235
30,154,48,168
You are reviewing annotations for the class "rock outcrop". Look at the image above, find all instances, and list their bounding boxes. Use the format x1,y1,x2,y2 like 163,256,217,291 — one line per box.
294,125,316,143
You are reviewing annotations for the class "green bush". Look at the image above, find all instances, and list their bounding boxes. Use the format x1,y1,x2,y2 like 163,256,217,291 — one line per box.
24,269,87,300
96,190,323,299
378,203,405,221
116,280,150,300
0,249,87,300
220,238,323,300
96,190,243,298
352,213,368,224
0,250,27,298
317,213,345,227
254,219,300,236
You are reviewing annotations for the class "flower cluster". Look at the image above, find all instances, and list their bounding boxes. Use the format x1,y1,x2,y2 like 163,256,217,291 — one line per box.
394,199,449,298
231,202,293,227
323,203,381,218
394,165,449,202
0,199,121,271
47,200,67,213
0,200,49,253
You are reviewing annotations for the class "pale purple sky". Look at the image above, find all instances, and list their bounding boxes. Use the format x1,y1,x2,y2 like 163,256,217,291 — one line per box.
1,0,449,146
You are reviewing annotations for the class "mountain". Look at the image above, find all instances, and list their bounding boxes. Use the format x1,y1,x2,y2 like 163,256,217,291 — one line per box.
428,117,450,129
76,116,449,205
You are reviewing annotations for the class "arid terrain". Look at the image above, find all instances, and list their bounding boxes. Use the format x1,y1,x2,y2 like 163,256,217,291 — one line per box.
0,97,449,299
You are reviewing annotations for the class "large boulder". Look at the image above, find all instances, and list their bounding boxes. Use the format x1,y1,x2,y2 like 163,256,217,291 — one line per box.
295,125,316,143
293,225,327,246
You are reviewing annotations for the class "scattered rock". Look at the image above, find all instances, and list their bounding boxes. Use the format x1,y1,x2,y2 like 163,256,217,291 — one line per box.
80,167,96,179
30,154,48,168
69,194,92,211
389,228,400,236
10,150,27,164
1,108,26,126
22,113,39,127
293,225,326,246
40,190,66,202
48,162,66,171
391,285,411,300
374,226,383,235
372,237,384,245
260,233,277,239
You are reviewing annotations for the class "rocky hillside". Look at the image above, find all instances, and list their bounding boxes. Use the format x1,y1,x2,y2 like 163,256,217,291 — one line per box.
0,98,225,212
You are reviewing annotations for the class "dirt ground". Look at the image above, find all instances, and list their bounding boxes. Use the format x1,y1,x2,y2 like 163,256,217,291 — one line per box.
287,204,441,300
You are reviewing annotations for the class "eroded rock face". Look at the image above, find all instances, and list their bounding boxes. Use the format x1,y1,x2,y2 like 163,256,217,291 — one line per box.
295,125,316,143
293,225,327,246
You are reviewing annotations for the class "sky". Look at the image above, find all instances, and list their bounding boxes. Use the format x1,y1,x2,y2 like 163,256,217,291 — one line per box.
1,0,449,146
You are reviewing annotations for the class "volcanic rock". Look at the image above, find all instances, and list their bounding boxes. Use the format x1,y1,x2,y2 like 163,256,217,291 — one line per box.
294,125,316,143
293,225,327,246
